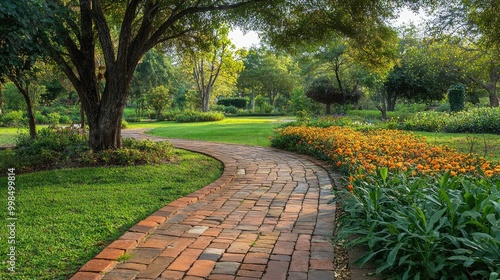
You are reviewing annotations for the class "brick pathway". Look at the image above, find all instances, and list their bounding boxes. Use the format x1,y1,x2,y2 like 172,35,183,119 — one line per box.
71,129,343,280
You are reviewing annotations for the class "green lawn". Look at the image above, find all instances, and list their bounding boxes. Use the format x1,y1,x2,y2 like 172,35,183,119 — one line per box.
0,128,23,146
0,149,222,279
141,116,294,147
413,131,500,162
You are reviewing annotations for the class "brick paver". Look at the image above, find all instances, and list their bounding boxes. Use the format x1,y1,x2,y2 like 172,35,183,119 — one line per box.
70,129,344,279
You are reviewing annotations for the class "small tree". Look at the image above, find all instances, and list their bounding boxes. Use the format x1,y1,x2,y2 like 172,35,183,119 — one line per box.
306,77,344,114
148,86,171,120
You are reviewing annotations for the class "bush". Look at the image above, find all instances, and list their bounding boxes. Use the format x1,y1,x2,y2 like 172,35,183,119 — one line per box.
121,119,129,129
59,115,72,124
175,111,224,123
400,111,446,132
402,107,500,134
35,112,49,124
217,97,248,109
449,84,466,112
47,112,61,125
0,126,174,174
1,110,25,127
336,170,500,279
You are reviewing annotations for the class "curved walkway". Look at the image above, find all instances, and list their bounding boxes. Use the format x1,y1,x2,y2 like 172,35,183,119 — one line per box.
71,130,346,280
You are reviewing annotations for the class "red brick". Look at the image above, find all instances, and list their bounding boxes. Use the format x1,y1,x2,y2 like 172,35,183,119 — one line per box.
167,248,203,271
243,252,269,264
261,260,289,280
107,239,137,251
189,236,214,249
290,251,309,272
95,248,125,260
239,264,266,272
237,269,264,278
310,259,334,270
220,253,245,262
70,272,101,280
187,260,216,277
160,270,185,279
160,238,195,258
80,259,115,273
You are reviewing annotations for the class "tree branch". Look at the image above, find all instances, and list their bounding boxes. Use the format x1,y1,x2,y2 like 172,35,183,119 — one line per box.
91,0,115,67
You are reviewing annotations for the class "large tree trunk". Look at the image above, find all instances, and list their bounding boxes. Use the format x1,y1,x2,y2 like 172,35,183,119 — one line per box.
489,93,499,107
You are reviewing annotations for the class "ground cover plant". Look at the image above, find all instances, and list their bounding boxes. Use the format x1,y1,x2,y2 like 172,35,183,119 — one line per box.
0,149,222,279
336,169,500,279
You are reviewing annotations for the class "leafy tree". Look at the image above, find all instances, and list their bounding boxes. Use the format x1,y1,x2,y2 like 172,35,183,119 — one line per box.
15,0,428,150
130,49,173,116
148,85,171,120
0,0,55,138
185,26,242,112
306,76,340,114
237,49,297,111
429,1,500,107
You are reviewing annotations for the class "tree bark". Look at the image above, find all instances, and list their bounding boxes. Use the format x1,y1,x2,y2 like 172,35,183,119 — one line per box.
326,103,331,115
12,81,36,138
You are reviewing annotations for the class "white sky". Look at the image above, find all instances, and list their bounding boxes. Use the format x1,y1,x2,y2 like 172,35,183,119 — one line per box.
228,7,424,49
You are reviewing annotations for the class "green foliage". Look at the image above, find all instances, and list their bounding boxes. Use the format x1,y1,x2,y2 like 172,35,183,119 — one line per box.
402,107,500,134
449,84,466,112
217,97,248,109
148,85,171,120
336,171,500,279
0,126,174,174
175,111,225,123
1,110,25,127
46,112,60,125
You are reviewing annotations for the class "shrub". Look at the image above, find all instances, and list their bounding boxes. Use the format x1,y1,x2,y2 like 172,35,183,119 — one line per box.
449,84,466,112
59,115,72,124
402,107,500,134
175,111,224,123
1,126,174,174
217,97,248,109
121,119,129,129
336,170,500,279
223,105,238,115
35,112,49,124
47,112,61,125
400,111,446,132
1,110,25,127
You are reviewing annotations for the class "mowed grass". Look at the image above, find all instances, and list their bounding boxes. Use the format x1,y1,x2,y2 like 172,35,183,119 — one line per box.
0,149,222,279
0,128,24,146
414,131,500,162
141,116,294,147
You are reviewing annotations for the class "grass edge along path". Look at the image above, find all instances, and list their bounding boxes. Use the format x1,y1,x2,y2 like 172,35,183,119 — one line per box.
0,149,223,279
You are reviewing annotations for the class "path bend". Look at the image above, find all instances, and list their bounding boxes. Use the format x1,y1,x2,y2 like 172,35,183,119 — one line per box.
71,129,349,280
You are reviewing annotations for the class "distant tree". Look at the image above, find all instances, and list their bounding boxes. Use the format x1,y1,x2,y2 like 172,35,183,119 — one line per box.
0,0,54,138
306,77,343,114
130,49,173,116
148,85,171,120
185,26,242,112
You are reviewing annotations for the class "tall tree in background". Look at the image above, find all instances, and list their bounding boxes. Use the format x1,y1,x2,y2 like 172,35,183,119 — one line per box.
187,26,241,112
429,0,500,107
130,49,173,116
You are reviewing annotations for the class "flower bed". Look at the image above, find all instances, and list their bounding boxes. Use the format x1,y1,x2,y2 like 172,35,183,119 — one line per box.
271,125,500,279
271,126,499,178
